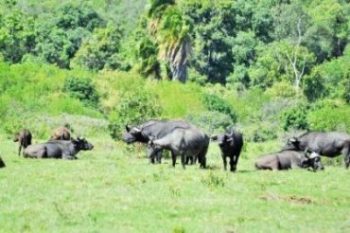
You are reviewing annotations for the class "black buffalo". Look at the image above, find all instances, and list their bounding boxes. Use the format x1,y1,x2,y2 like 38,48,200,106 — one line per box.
123,120,191,163
212,128,243,172
255,150,324,171
148,126,209,169
0,156,5,168
13,129,32,156
284,131,350,168
23,138,93,159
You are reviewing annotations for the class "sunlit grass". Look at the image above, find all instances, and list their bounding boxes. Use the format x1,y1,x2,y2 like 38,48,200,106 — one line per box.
1,135,349,233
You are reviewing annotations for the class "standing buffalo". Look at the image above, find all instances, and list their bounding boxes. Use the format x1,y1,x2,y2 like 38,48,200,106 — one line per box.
13,129,32,156
255,150,324,171
0,156,5,168
284,131,350,168
23,137,93,159
123,120,191,163
148,126,209,169
212,128,243,172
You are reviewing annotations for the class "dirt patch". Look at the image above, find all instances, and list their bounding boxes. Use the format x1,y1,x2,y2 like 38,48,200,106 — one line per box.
260,193,314,204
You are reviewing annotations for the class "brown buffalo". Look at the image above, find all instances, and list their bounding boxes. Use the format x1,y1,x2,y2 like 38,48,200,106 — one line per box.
51,126,71,140
13,129,32,156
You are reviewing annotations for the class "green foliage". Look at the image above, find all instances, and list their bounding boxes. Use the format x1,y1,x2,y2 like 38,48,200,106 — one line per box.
135,32,161,79
202,93,236,122
308,100,350,131
0,10,35,63
265,81,297,98
108,90,162,139
34,3,105,68
186,111,233,134
71,24,125,71
63,77,99,107
250,125,278,143
303,69,328,101
280,104,309,131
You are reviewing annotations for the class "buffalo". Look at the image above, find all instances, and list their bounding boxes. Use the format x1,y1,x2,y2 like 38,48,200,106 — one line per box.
148,126,209,169
0,156,5,168
212,128,243,172
13,129,32,156
284,131,350,168
51,126,71,140
123,120,191,163
23,137,93,159
255,150,324,171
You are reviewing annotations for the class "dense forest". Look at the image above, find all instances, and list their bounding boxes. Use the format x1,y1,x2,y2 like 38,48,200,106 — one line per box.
0,0,350,141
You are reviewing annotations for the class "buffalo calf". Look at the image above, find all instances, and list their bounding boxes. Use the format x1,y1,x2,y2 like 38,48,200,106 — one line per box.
13,129,32,156
51,126,71,140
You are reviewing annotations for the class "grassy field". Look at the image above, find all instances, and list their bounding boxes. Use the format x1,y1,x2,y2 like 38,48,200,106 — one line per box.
1,134,350,233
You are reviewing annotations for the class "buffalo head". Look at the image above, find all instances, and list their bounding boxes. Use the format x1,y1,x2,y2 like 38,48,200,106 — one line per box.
73,137,94,151
123,125,146,144
283,137,301,151
300,152,324,172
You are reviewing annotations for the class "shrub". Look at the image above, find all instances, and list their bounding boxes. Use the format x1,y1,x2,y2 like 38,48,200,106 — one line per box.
308,101,350,131
303,70,328,102
63,77,99,107
202,93,237,122
280,104,309,131
186,111,233,134
108,90,162,139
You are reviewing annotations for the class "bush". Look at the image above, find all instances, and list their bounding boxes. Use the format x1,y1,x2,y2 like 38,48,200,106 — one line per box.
308,101,350,131
108,90,162,139
202,93,237,122
303,70,328,102
280,104,309,131
186,111,233,134
63,77,99,108
244,122,279,143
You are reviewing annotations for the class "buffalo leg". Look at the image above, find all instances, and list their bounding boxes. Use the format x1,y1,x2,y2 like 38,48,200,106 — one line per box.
156,151,162,164
229,156,237,172
342,143,350,169
344,153,350,169
18,145,22,156
181,154,186,169
171,151,176,167
222,155,227,171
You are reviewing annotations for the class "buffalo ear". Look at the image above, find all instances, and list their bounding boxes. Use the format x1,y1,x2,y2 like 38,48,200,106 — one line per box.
125,125,131,132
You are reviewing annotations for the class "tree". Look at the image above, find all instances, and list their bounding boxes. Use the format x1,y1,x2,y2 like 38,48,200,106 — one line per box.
71,24,124,71
147,0,191,82
34,3,104,68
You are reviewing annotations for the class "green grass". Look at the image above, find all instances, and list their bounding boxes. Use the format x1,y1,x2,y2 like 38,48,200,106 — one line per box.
1,134,350,233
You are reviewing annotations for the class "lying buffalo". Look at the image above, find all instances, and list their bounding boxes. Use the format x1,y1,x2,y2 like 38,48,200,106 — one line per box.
284,131,350,168
123,120,191,163
51,126,71,140
0,156,5,168
23,137,93,159
212,128,243,172
255,150,324,171
148,126,209,169
13,129,32,156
